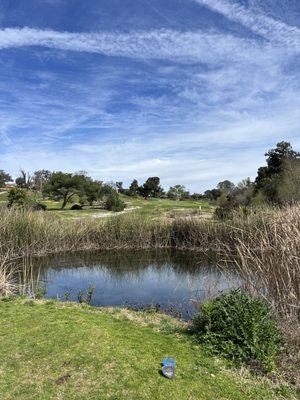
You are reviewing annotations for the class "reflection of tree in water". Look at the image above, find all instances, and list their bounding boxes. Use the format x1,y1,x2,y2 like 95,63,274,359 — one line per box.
15,251,240,318
22,249,239,298
30,250,226,281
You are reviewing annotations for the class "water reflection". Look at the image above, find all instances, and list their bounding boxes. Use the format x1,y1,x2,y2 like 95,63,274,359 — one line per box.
30,250,239,318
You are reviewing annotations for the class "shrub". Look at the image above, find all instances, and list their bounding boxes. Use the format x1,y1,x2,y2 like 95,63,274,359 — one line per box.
7,188,47,211
7,188,30,208
214,201,236,220
192,289,283,371
105,193,125,212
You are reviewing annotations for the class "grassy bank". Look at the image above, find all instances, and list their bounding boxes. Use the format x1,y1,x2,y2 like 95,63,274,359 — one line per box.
0,298,295,400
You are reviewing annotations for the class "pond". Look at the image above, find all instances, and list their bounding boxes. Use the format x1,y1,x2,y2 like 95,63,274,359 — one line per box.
30,250,240,319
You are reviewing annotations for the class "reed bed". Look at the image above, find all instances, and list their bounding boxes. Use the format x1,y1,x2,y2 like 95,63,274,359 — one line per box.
0,250,18,296
223,206,300,321
0,208,235,256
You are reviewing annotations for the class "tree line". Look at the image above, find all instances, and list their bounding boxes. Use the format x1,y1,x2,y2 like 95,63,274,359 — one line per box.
204,141,300,218
0,171,126,211
0,141,299,212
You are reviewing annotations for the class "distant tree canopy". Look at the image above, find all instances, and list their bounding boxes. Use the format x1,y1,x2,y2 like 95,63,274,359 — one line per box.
84,180,103,206
277,159,300,203
129,179,139,196
255,141,300,203
217,180,235,196
204,189,222,201
44,172,90,209
139,177,164,199
167,185,189,200
3,140,300,213
32,170,52,192
42,172,123,209
116,182,125,194
15,170,32,189
0,170,12,188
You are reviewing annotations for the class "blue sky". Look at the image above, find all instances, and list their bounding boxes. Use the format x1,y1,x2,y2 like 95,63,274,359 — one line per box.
0,0,300,191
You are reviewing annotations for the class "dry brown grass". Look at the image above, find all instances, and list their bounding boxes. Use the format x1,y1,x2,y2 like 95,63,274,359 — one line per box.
0,251,17,296
224,205,300,321
0,207,232,257
217,205,300,386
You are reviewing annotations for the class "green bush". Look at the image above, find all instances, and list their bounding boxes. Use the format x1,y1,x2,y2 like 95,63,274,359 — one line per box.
105,193,126,212
7,188,30,208
192,290,283,371
7,188,47,211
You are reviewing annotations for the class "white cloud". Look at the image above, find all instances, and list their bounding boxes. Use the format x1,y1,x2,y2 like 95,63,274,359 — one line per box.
0,26,282,64
0,4,300,192
2,108,300,191
193,0,300,50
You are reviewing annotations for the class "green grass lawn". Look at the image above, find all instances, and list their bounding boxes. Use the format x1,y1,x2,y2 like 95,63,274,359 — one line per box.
0,190,8,202
121,195,213,217
44,196,214,220
0,189,214,219
0,299,293,400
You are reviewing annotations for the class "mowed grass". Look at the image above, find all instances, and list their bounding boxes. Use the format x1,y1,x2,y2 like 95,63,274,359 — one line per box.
0,188,213,219
0,190,8,202
0,299,289,400
45,196,214,220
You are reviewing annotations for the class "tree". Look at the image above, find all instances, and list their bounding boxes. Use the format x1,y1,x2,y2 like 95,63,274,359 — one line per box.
15,170,32,189
44,172,88,209
32,170,52,192
190,193,203,201
0,170,12,188
140,177,163,199
116,182,125,194
84,180,103,206
204,189,222,201
99,183,115,199
217,180,235,196
233,178,254,206
255,141,300,203
278,159,300,203
129,179,139,196
167,185,189,200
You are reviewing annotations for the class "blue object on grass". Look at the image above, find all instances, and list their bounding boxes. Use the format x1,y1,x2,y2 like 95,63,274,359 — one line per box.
162,358,176,379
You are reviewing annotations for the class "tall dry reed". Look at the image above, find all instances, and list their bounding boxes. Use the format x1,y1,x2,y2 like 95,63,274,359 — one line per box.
220,206,300,322
0,250,18,296
0,208,236,257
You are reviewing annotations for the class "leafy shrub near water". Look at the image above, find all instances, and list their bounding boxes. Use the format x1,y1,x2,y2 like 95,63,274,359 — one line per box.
192,290,283,371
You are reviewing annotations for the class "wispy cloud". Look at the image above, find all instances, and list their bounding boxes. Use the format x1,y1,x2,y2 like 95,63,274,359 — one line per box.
1,1,300,191
0,26,279,64
193,0,300,50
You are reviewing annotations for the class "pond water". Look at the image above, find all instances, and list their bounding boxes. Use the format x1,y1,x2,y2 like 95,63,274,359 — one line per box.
31,250,239,319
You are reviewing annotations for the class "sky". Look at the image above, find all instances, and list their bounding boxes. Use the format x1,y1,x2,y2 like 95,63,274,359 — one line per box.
0,0,300,192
